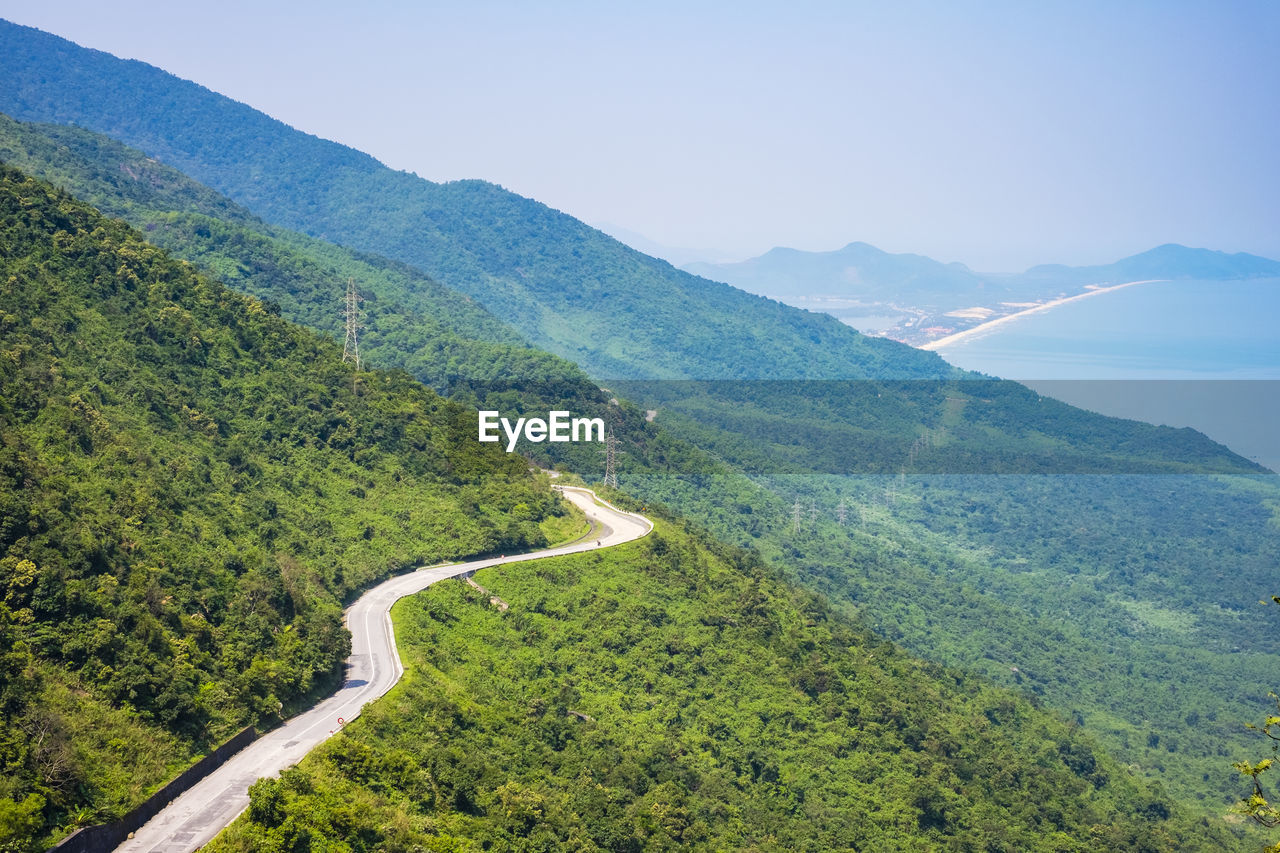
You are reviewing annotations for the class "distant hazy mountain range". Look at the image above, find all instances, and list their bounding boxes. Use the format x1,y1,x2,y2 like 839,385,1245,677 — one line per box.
1020,242,1280,286
684,241,996,305
591,221,738,268
684,241,1280,342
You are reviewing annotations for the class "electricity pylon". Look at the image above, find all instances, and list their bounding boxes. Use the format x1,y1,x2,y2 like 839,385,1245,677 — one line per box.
342,278,361,370
603,431,619,489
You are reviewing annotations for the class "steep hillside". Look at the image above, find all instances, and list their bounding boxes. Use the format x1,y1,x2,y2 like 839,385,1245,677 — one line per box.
0,163,1248,851
4,110,1277,831
694,469,1280,817
0,18,951,381
2,17,1279,830
611,381,1280,813
0,113,596,402
208,519,1234,852
0,165,565,847
0,114,1263,481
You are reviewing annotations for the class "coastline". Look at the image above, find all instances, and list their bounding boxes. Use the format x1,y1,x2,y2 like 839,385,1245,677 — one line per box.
919,279,1168,351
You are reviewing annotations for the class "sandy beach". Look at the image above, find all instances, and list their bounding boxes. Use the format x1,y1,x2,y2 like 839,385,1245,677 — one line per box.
919,279,1168,351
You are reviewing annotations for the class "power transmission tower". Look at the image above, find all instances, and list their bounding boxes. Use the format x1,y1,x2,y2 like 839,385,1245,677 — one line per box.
792,498,804,536
342,278,362,370
836,498,848,526
603,431,619,489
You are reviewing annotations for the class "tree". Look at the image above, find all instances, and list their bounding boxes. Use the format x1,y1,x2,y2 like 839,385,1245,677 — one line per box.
0,793,45,853
1235,596,1280,852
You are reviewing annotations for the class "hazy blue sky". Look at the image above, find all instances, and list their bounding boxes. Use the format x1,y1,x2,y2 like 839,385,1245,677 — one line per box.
1,0,1276,270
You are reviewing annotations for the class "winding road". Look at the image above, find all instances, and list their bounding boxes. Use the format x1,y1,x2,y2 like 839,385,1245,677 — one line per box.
116,486,652,853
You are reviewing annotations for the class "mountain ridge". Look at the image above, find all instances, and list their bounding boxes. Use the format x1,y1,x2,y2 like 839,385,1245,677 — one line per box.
684,240,990,304
1024,242,1280,282
688,240,1280,299
0,112,604,401
3,20,1279,843
0,17,951,382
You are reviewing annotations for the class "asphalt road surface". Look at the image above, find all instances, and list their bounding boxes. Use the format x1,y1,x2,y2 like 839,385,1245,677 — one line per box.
116,486,651,853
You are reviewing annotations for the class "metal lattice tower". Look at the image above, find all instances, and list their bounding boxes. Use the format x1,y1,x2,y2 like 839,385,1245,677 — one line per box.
342,278,362,370
603,431,619,489
836,498,848,526
792,498,803,535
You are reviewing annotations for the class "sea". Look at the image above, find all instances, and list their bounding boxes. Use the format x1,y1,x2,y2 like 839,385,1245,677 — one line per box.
929,278,1280,472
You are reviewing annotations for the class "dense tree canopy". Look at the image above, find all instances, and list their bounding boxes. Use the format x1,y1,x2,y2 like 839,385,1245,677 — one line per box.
0,165,563,847
5,112,1280,840
209,519,1233,852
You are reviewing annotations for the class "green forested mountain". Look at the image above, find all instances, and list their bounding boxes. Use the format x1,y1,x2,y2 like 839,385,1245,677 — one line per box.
0,165,566,847
612,381,1280,814
208,518,1233,852
679,469,1280,817
0,113,596,402
0,112,726,483
0,18,950,382
3,20,1280,847
2,101,1278,839
0,164,1244,851
0,115,1260,479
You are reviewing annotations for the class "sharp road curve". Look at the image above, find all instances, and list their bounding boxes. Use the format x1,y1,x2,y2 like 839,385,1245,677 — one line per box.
117,486,652,853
